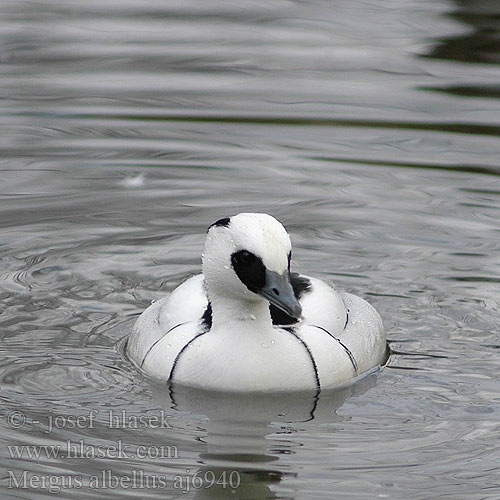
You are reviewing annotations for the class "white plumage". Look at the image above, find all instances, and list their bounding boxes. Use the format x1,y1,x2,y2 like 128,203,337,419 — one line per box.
127,213,386,392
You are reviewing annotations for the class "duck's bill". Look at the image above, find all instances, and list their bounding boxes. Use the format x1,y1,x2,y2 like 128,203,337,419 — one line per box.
257,270,302,320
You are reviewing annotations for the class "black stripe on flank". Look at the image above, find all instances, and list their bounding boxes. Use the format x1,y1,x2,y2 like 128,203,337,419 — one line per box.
342,297,349,330
168,331,209,384
344,309,349,330
284,328,321,393
313,325,358,375
140,322,186,369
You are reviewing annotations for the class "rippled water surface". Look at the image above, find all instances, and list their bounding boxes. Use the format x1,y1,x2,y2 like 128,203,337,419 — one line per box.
1,0,500,498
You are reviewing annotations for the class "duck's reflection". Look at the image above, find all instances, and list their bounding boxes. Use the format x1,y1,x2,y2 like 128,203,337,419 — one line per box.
426,0,500,65
150,371,379,499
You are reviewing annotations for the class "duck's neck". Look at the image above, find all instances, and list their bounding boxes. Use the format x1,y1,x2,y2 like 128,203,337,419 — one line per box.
209,294,273,333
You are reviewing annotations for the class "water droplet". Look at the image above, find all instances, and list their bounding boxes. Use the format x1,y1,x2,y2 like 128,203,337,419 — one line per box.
224,265,229,270
166,344,171,348
249,314,256,321
270,340,275,345
262,343,267,348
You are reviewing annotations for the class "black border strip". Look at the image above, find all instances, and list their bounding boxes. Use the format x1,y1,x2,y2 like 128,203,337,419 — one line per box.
285,328,321,392
168,331,209,384
140,322,186,368
312,325,358,375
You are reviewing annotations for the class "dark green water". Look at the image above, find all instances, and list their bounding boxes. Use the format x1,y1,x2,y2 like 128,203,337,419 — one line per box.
1,1,500,498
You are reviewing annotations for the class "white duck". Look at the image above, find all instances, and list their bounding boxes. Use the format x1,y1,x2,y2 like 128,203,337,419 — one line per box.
127,213,386,392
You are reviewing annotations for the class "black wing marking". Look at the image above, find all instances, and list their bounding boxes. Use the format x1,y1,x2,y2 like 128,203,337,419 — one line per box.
284,328,321,393
270,273,312,326
141,297,212,369
168,331,209,384
140,322,186,368
312,325,358,375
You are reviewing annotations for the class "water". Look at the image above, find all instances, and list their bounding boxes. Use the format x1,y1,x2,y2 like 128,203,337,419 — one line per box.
1,0,500,498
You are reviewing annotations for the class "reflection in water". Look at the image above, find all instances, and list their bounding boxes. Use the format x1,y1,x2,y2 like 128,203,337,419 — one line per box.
150,375,377,500
427,0,500,64
422,0,500,123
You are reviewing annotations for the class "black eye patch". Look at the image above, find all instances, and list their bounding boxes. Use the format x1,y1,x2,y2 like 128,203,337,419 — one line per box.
230,250,266,293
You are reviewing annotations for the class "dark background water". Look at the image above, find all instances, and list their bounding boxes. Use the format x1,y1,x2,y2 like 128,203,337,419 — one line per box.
1,0,500,498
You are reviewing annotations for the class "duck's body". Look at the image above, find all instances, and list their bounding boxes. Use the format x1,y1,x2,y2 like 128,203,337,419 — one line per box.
127,214,386,392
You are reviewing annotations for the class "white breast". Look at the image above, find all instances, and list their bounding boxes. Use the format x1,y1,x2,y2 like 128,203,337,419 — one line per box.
126,273,386,392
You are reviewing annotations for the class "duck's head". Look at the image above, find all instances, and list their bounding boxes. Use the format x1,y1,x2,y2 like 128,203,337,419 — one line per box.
202,213,302,319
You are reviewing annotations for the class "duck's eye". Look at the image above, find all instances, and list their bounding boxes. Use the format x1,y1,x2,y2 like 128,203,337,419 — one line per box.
235,250,254,266
230,250,266,292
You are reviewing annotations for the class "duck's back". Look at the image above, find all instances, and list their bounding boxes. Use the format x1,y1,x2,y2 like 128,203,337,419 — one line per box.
127,275,206,365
